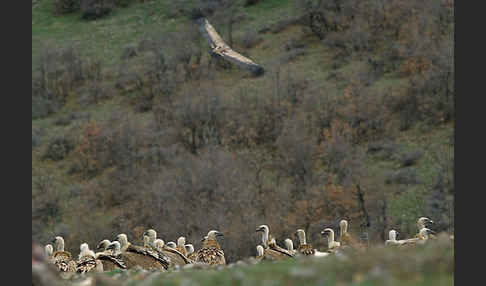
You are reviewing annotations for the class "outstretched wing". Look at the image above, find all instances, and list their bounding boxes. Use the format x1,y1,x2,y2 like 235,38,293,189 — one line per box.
197,18,264,76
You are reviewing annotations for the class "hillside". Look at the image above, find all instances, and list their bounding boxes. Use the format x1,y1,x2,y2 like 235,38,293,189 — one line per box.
32,0,454,264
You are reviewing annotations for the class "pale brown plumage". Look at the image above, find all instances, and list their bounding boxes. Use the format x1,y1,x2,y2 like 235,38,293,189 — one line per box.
176,237,187,257
115,234,169,270
32,242,67,286
52,251,77,272
77,243,103,273
51,236,76,272
196,230,226,265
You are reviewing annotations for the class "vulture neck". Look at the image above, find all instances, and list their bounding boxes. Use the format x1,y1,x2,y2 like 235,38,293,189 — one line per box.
327,231,335,245
261,228,269,248
298,231,307,245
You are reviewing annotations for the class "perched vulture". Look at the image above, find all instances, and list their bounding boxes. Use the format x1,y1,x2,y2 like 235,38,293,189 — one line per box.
295,229,316,256
284,238,297,255
255,245,265,261
32,242,66,286
196,230,226,265
321,228,341,251
76,243,103,273
339,220,363,251
51,236,76,272
44,244,53,260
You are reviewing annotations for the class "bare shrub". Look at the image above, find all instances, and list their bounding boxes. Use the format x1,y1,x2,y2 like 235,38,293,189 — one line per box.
269,17,300,34
337,79,391,143
173,84,225,154
42,135,75,161
236,28,262,49
80,0,114,20
385,88,419,131
115,63,139,93
276,116,319,198
54,112,84,126
318,119,365,185
32,127,45,149
279,38,308,64
73,121,111,178
367,141,400,161
141,146,261,262
120,43,138,60
32,84,58,119
32,168,67,229
33,43,91,119
114,0,134,7
385,168,420,185
53,0,80,15
282,70,308,107
399,149,424,167
302,91,338,143
244,0,262,6
60,44,85,88
424,142,454,233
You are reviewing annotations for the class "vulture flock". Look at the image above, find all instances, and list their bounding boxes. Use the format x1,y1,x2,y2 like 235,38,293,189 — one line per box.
41,217,443,275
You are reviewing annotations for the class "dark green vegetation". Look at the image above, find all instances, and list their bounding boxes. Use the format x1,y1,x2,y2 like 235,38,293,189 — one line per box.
33,0,454,264
66,238,453,286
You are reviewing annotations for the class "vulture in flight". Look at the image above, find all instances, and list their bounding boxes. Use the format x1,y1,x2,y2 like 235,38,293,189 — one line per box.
197,17,264,77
